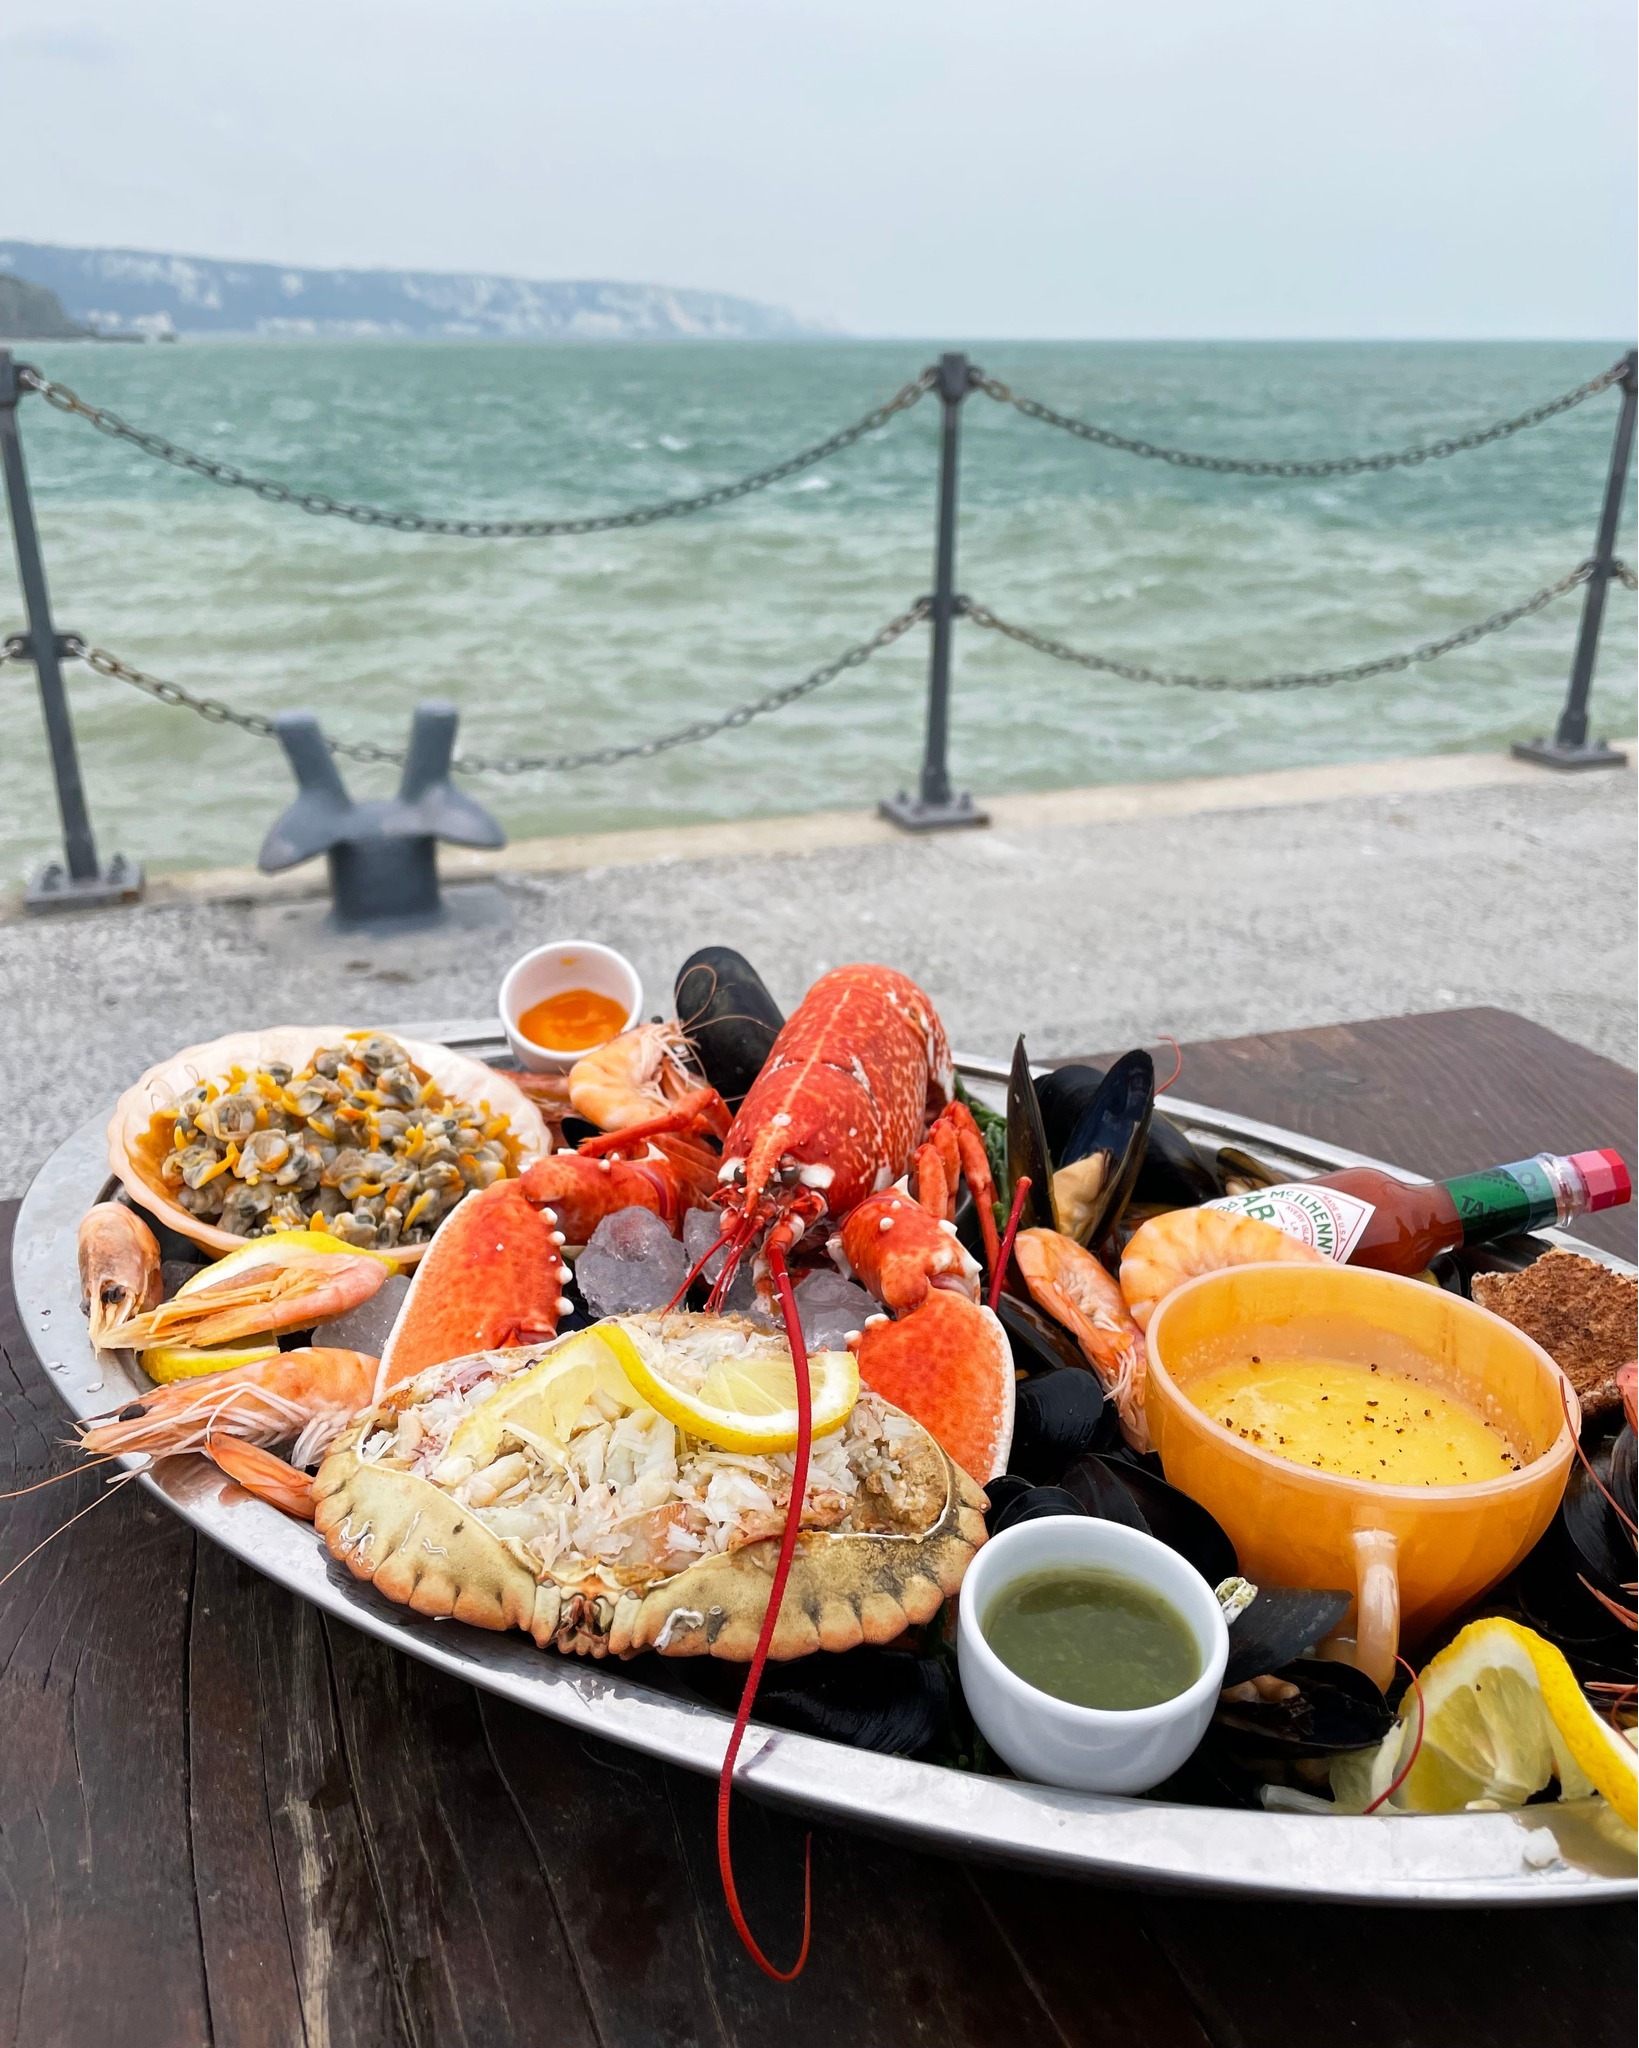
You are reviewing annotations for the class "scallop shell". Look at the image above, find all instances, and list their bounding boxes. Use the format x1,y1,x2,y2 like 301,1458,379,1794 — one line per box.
106,1026,547,1266
312,1379,988,1662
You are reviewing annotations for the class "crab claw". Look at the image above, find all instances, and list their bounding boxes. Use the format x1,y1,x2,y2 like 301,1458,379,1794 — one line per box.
833,1189,979,1314
853,1290,1014,1485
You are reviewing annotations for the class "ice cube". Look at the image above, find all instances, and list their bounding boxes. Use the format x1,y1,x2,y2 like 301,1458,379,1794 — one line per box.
576,1207,691,1317
793,1268,876,1351
318,1270,411,1356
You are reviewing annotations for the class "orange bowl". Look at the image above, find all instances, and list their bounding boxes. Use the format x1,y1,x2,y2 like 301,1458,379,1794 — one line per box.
1144,1262,1576,1687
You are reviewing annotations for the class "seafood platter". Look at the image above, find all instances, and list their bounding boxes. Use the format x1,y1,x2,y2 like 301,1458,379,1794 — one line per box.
14,947,1639,1967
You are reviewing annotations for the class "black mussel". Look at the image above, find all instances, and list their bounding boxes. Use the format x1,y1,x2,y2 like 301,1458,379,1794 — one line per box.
680,1648,952,1757
982,1472,1035,1534
1061,1452,1237,1583
1560,1423,1637,1609
1053,1050,1154,1248
997,1291,1095,1378
1057,1455,1151,1534
674,946,784,1109
1133,1112,1222,1208
992,1484,1086,1533
1008,1368,1110,1483
1213,1658,1394,1756
1216,1146,1280,1194
561,1114,600,1148
1006,1037,1058,1233
1220,1586,1352,1688
1034,1063,1105,1163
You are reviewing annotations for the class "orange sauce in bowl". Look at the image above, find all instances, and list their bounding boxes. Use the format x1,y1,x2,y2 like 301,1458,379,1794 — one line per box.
517,987,629,1053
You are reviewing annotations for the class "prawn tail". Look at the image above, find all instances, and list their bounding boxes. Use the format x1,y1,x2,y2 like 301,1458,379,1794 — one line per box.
204,1436,315,1521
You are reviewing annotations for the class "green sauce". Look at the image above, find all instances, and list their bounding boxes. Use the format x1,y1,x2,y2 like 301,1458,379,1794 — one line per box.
982,1566,1201,1711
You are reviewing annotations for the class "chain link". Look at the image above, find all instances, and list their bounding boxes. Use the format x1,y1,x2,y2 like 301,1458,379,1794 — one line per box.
972,357,1633,477
53,602,931,772
19,367,936,537
1,632,29,669
961,562,1618,693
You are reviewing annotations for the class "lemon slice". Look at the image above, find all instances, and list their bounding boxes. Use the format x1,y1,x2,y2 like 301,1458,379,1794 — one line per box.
605,1319,858,1454
1331,1617,1638,1828
145,1340,281,1384
441,1326,648,1473
177,1229,397,1295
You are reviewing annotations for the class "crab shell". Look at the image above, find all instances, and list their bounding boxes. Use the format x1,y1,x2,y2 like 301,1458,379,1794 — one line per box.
106,1026,548,1264
312,1391,989,1662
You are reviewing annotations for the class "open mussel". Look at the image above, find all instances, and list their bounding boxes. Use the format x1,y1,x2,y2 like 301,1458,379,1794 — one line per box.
678,1647,952,1757
995,1291,1093,1379
1006,1037,1058,1233
1008,1367,1115,1482
675,946,785,1109
1217,1146,1280,1194
1037,1059,1219,1212
992,1485,1087,1533
1049,1051,1154,1249
1219,1585,1353,1688
1213,1658,1394,1757
1512,1415,1637,1648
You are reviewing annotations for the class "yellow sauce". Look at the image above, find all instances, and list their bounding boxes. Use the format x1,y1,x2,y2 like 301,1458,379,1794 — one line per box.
1184,1355,1521,1487
518,987,629,1053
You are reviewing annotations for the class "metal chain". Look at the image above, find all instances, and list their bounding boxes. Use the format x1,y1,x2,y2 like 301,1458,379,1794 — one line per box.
19,366,936,537
960,561,1619,693
56,601,931,771
971,357,1632,477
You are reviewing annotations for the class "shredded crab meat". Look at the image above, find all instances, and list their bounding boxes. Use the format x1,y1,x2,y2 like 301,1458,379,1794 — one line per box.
359,1348,916,1588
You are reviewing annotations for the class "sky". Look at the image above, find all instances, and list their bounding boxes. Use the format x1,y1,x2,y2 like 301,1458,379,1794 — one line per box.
4,0,1634,338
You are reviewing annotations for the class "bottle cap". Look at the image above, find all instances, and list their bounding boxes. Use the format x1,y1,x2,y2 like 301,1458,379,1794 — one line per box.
1569,1149,1632,1211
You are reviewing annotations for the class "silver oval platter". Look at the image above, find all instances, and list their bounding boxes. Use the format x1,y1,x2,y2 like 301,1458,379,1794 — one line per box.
14,1027,1637,1906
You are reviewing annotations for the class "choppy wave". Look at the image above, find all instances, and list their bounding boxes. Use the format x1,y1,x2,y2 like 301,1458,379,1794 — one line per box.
3,338,1633,879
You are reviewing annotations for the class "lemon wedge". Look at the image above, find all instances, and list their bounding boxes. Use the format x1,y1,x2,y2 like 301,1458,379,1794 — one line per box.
442,1326,649,1472
606,1318,858,1454
177,1229,397,1295
145,1340,281,1384
1331,1617,1638,1829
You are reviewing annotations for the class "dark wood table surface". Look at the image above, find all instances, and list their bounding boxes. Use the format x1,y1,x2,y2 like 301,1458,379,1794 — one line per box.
1,1006,1634,2048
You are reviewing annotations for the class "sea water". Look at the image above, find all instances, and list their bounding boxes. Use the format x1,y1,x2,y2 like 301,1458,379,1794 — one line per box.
3,339,1633,879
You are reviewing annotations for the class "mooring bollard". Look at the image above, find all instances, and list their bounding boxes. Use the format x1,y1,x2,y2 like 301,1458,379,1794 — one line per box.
0,349,144,913
260,700,505,925
1513,349,1638,770
880,352,989,832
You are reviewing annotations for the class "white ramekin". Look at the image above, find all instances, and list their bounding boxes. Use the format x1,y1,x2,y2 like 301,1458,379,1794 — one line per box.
499,940,644,1073
957,1515,1228,1795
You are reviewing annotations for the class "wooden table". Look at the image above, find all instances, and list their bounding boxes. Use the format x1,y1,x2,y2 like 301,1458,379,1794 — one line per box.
1,1006,1633,2048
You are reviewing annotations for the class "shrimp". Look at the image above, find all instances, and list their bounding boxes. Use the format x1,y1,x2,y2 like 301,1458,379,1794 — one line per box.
1118,1207,1325,1332
568,1023,727,1137
77,1203,162,1351
1013,1228,1151,1451
205,1436,316,1520
109,1244,386,1354
79,1347,379,1471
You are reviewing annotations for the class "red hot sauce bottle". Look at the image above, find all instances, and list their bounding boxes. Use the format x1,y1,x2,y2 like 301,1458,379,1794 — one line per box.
1209,1150,1631,1275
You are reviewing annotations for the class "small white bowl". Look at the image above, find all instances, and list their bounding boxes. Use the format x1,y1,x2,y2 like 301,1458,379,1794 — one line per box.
957,1516,1228,1795
499,940,644,1073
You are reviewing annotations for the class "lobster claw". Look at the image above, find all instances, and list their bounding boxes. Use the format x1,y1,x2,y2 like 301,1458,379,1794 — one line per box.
853,1291,1015,1485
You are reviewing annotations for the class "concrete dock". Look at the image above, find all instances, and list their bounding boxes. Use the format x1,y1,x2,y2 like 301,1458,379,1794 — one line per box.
3,743,1633,1199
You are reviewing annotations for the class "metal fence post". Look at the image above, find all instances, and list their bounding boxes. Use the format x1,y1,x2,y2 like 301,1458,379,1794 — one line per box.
0,350,142,910
880,351,988,831
1514,348,1637,770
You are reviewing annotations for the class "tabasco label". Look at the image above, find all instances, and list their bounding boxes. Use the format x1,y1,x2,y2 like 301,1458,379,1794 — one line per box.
1205,1182,1375,1263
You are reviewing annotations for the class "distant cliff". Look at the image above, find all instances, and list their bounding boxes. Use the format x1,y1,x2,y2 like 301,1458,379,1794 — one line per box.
0,273,90,340
0,241,825,341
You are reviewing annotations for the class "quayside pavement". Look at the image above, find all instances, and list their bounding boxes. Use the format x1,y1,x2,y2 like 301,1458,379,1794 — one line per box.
2,745,1634,1198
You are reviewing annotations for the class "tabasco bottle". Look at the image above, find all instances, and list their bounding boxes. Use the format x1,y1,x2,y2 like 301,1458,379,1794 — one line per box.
1207,1150,1631,1274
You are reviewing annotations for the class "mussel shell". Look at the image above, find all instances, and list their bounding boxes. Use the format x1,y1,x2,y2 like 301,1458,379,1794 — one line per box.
1560,1430,1638,1601
680,1648,951,1757
674,946,785,1110
1213,1658,1395,1755
995,1291,1092,1379
982,1472,1035,1534
1216,1146,1280,1194
1034,1063,1105,1164
1133,1112,1222,1208
1053,1050,1154,1248
560,1114,600,1149
1061,1452,1237,1585
1008,1367,1112,1484
1221,1587,1352,1688
1006,1037,1059,1233
992,1485,1086,1533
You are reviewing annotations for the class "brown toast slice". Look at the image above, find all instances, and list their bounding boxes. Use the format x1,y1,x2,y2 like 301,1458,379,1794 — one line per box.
1471,1250,1637,1422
